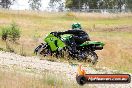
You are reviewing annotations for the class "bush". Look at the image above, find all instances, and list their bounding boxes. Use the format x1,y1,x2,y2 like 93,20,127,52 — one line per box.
66,12,76,18
1,27,9,41
8,23,21,42
1,23,21,42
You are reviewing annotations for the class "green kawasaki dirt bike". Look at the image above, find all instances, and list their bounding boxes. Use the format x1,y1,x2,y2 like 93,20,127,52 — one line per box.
34,32,105,65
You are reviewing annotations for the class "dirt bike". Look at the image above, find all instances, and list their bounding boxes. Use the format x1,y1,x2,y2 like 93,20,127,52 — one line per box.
34,32,105,65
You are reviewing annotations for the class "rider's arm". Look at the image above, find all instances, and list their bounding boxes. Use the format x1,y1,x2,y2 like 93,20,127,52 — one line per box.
59,30,81,35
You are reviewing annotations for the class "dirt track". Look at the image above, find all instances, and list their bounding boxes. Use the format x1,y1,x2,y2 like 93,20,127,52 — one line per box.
0,51,131,88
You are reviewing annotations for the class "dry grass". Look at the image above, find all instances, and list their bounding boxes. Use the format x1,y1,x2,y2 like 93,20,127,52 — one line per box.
0,71,52,88
0,10,132,73
0,70,93,88
92,32,132,72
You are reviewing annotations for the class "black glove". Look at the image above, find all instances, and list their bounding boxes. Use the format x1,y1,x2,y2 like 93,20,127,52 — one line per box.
57,32,63,36
50,32,58,36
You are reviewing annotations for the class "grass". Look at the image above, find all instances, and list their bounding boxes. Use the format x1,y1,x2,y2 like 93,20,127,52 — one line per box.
0,71,51,88
0,10,132,73
0,70,93,88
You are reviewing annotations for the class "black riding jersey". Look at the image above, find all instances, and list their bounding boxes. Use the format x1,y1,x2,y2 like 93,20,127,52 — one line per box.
59,29,90,44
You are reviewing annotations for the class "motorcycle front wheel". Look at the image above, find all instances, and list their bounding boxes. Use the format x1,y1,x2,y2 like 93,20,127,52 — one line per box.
34,43,51,56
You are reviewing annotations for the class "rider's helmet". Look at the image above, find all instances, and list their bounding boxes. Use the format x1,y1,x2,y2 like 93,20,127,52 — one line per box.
72,23,82,30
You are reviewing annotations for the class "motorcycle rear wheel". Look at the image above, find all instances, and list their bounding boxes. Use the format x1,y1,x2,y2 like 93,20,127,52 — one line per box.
85,50,98,65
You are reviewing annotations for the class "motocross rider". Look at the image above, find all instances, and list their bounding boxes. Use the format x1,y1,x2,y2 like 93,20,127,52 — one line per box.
57,23,90,56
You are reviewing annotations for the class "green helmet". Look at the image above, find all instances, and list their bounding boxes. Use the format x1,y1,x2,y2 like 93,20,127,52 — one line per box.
72,23,82,30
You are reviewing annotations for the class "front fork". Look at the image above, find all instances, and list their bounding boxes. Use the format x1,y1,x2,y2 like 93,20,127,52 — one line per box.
34,43,45,54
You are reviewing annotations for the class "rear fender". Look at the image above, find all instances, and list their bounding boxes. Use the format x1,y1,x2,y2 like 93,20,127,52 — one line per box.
80,41,105,50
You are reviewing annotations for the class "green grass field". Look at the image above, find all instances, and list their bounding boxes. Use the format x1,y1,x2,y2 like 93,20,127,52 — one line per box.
0,10,132,73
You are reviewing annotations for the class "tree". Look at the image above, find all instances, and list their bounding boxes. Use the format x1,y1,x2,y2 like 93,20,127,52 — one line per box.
28,0,42,11
58,2,64,12
98,0,118,9
49,0,62,4
66,0,82,10
48,0,63,11
0,0,15,8
126,0,132,11
117,0,124,12
65,0,100,10
65,0,130,12
65,0,73,9
64,0,132,12
86,0,99,9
